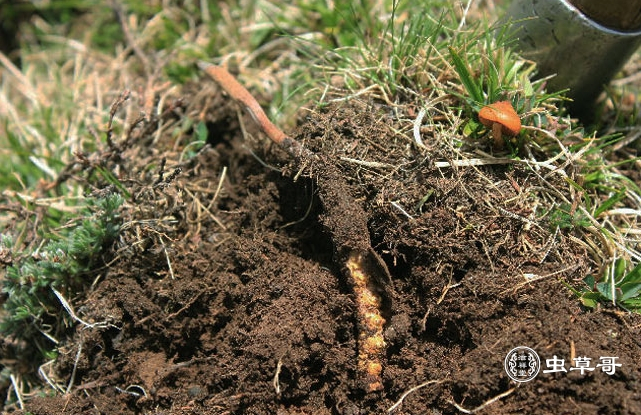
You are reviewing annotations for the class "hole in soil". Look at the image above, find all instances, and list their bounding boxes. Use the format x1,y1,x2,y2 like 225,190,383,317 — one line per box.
100,326,123,360
174,331,202,361
453,267,469,282
273,177,334,267
205,119,239,149
421,316,475,351
379,249,412,282
452,259,477,282
421,317,443,343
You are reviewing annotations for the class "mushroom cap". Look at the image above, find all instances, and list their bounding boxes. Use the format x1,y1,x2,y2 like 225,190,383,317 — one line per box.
478,101,521,136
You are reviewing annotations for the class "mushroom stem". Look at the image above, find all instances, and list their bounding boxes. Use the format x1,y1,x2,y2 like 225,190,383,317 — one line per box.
492,122,504,149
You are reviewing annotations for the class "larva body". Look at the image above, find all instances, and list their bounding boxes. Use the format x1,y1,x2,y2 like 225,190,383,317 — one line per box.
346,253,387,392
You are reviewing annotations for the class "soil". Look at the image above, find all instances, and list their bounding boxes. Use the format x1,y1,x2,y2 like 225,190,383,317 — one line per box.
16,82,641,414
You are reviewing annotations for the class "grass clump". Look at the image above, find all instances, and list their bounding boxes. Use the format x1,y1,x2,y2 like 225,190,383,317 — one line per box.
298,0,568,152
1,194,123,358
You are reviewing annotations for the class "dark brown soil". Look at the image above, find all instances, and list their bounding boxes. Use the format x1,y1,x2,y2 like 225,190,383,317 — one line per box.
19,84,641,414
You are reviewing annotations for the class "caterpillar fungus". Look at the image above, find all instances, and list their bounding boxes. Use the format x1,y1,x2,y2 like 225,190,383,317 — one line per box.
201,64,390,393
346,252,387,392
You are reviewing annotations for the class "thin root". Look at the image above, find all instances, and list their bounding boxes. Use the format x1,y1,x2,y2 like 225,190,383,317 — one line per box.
273,358,283,396
449,387,517,414
388,380,445,412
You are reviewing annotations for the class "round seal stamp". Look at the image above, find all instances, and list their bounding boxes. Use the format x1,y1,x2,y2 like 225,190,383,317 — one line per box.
504,346,541,382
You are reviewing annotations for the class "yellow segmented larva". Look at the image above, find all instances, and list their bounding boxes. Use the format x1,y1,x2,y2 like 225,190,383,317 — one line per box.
346,253,386,392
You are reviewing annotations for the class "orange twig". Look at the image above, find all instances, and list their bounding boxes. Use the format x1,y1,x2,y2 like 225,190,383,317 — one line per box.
200,63,288,145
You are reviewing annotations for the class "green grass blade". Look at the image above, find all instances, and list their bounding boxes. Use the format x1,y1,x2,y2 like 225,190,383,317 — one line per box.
594,190,626,217
449,46,484,104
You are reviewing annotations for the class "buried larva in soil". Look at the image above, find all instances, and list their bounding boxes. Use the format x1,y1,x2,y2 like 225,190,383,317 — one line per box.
346,253,386,392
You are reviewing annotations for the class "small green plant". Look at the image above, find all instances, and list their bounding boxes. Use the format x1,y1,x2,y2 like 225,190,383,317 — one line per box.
447,20,571,149
1,194,124,349
547,203,592,230
569,258,641,312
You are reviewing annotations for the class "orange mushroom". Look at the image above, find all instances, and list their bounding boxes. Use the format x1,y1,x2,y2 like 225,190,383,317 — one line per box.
478,101,521,148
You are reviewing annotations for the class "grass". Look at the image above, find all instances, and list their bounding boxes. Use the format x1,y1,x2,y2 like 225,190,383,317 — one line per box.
1,0,641,408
